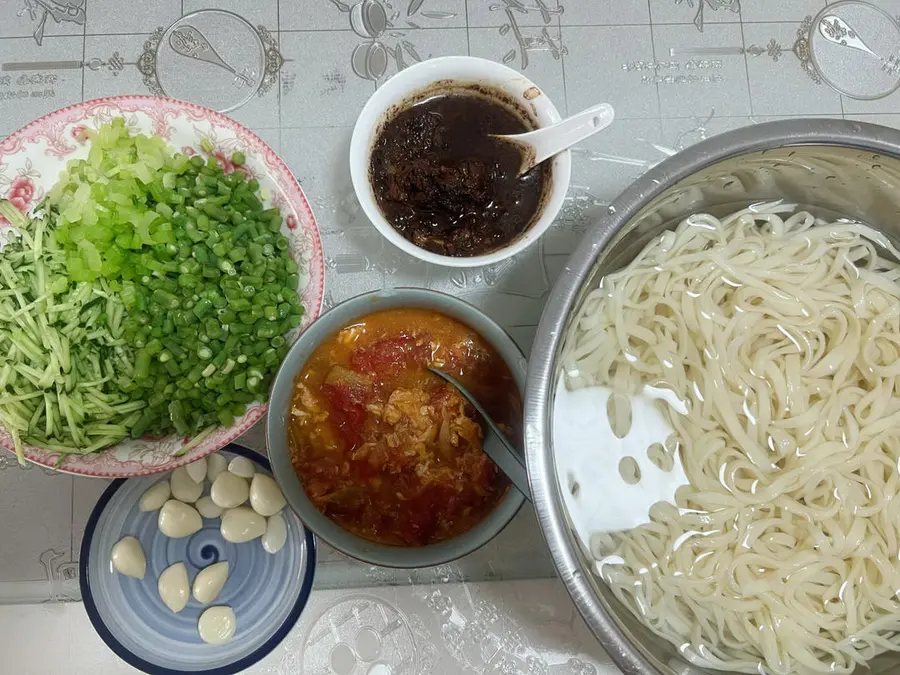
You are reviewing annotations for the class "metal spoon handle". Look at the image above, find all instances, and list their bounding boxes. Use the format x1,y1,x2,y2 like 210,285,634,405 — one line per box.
427,368,532,501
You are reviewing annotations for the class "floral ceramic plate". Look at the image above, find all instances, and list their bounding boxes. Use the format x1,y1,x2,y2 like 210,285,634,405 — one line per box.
0,96,324,477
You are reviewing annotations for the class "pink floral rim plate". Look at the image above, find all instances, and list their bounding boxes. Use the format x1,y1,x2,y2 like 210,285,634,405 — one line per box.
0,96,324,477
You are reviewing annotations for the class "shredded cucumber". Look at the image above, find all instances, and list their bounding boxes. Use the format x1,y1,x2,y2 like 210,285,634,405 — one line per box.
0,200,141,462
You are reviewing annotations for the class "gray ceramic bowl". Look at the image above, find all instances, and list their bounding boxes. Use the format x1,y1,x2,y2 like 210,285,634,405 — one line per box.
266,288,527,568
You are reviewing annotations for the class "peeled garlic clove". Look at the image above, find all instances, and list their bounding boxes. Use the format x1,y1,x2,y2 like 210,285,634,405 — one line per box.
196,496,223,520
185,457,207,483
227,456,255,479
249,474,286,517
210,472,249,509
262,513,287,554
192,561,229,604
158,562,190,613
207,453,227,482
198,606,236,645
139,480,171,512
111,536,146,579
158,500,203,538
170,466,203,503
220,507,266,543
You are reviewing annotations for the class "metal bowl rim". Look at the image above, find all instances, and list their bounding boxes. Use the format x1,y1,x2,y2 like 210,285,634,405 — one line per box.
523,117,900,675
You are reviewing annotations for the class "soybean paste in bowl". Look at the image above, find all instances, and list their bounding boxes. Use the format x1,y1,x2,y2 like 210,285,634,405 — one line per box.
369,87,550,257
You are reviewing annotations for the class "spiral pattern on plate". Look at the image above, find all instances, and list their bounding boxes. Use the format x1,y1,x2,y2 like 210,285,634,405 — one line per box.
80,446,315,674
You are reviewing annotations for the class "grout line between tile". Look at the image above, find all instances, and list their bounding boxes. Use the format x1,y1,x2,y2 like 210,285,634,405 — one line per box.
556,5,566,117
738,11,753,117
69,476,76,559
277,0,282,142
554,6,567,117
268,110,867,132
647,3,662,121
464,0,471,57
0,22,769,39
270,22,763,34
80,0,87,102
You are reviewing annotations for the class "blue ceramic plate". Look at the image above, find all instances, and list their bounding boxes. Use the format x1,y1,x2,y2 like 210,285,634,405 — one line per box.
80,445,316,674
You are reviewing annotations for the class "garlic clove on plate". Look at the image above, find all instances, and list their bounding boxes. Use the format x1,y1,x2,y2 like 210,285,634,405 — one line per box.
170,466,203,503
192,561,229,604
198,605,236,645
220,507,266,543
262,513,287,554
158,562,190,613
158,500,203,538
249,474,286,517
185,457,207,484
139,480,171,512
210,472,249,509
207,453,228,482
227,455,255,479
111,536,146,579
196,495,223,520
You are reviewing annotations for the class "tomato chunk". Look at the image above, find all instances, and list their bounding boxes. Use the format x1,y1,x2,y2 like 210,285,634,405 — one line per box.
351,333,430,374
321,367,371,446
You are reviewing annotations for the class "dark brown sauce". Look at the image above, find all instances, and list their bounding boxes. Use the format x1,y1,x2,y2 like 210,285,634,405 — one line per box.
369,90,550,257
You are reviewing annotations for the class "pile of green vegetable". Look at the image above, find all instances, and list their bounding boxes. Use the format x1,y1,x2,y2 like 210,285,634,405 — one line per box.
0,119,303,462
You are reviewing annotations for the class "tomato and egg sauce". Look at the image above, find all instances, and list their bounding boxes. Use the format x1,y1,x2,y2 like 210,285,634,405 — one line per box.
287,308,521,547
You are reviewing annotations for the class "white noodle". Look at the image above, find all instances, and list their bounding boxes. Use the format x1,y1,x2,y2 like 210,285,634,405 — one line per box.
563,204,900,674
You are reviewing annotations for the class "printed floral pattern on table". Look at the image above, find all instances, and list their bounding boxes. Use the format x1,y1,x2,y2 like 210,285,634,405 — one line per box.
677,0,741,31
16,0,86,45
0,96,325,477
265,578,613,675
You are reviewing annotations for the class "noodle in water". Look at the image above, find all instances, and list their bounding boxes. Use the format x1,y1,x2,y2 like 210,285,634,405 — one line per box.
563,203,900,674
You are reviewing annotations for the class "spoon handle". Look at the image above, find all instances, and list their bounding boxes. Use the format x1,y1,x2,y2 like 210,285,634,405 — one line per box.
427,368,532,501
527,102,615,168
488,437,532,502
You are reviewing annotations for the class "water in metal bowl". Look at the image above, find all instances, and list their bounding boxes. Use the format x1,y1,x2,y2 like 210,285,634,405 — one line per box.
525,119,900,675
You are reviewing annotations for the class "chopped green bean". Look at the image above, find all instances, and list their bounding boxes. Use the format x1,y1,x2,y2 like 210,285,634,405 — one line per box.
15,120,307,446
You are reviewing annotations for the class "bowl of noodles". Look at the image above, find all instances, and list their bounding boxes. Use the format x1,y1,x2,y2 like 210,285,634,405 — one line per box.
525,119,900,675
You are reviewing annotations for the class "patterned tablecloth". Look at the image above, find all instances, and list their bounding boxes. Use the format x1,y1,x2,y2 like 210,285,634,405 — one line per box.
2,0,900,672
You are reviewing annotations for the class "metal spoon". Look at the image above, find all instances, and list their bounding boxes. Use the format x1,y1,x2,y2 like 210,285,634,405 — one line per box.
428,368,531,501
492,102,615,176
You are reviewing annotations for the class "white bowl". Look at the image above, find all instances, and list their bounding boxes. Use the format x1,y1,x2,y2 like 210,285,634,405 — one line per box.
349,56,571,268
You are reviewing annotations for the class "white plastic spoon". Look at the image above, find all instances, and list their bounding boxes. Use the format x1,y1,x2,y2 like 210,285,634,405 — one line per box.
493,102,615,175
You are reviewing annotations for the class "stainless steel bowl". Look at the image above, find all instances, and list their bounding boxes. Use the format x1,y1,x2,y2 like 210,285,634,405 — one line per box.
524,119,900,675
